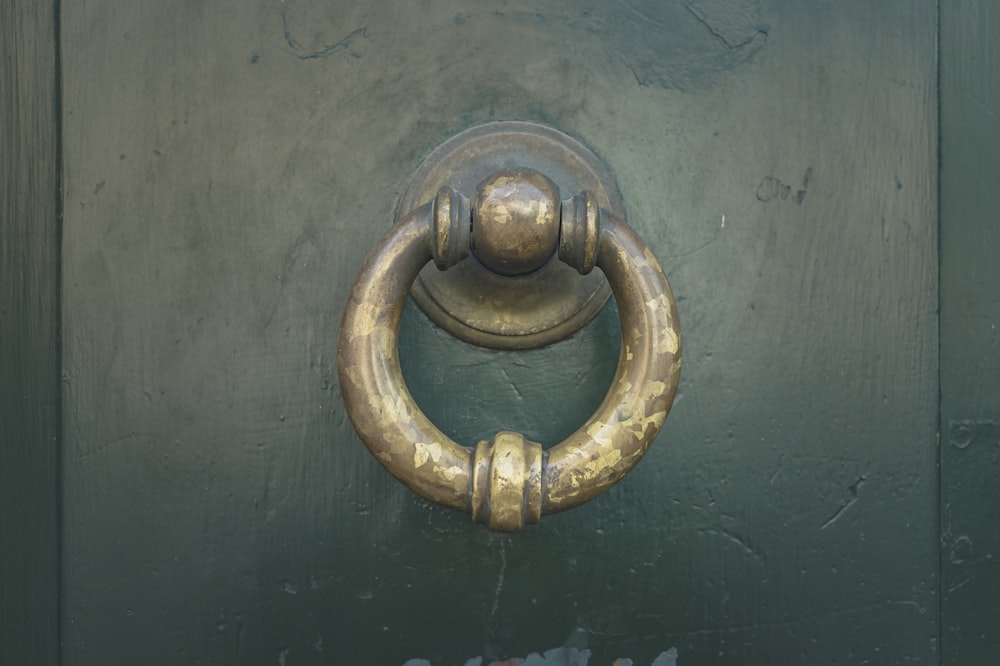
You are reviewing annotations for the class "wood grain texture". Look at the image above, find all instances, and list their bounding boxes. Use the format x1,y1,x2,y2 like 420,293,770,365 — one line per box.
940,0,1000,662
0,1,61,664
60,0,938,663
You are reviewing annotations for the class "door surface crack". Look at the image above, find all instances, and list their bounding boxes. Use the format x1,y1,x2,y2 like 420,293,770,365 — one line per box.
820,474,867,529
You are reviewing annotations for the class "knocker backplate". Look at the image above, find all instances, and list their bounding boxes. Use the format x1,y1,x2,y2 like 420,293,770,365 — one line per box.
394,121,625,349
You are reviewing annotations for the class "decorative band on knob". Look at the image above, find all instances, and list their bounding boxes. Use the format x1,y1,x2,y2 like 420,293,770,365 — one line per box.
432,186,471,270
559,190,601,276
471,432,544,532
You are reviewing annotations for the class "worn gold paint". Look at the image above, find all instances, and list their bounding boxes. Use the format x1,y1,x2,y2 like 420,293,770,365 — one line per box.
433,464,464,482
643,380,668,399
489,203,511,224
534,200,551,226
643,245,664,274
586,422,615,448
660,326,680,356
413,441,444,468
347,302,380,341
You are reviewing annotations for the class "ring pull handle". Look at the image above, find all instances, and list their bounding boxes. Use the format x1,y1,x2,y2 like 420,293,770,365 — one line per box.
337,168,681,531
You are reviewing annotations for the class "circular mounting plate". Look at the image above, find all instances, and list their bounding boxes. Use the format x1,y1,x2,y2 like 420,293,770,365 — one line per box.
395,121,624,349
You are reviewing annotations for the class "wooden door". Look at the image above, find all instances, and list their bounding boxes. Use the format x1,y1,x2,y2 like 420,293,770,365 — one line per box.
6,0,997,664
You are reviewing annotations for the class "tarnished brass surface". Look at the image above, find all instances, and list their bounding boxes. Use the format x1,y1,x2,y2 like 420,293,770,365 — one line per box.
396,121,625,349
338,170,681,530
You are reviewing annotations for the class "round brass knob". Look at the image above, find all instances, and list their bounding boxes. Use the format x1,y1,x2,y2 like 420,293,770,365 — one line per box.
337,169,682,531
471,168,561,276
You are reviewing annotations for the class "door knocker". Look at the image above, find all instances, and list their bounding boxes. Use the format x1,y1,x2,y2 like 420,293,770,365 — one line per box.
337,122,681,531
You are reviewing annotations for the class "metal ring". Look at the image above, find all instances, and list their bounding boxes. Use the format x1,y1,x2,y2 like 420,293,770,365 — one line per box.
337,200,682,531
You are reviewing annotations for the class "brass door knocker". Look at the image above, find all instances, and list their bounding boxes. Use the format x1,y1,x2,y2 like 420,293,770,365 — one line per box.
337,123,681,531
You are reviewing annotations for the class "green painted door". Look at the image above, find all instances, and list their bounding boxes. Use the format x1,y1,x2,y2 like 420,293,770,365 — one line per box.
19,0,997,664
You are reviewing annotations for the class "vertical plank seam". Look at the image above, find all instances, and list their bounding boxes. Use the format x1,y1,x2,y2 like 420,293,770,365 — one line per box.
53,0,64,662
934,0,944,662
